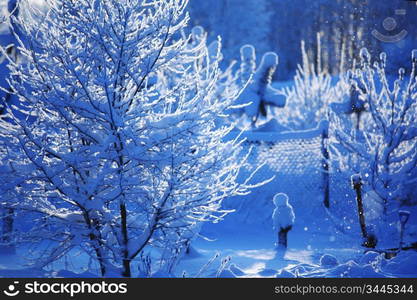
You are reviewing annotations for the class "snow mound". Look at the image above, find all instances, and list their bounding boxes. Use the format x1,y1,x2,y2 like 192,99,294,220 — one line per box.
151,271,176,278
319,254,339,268
275,269,296,278
271,250,417,278
258,268,278,277
254,119,290,133
217,269,237,278
358,251,381,265
382,251,417,276
229,264,245,276
326,260,385,278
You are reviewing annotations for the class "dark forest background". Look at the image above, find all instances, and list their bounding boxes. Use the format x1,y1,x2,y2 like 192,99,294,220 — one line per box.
188,0,417,80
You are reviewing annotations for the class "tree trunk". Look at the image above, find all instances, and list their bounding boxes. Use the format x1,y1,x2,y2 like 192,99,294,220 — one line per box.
321,122,330,208
122,259,131,278
88,231,107,277
120,203,131,278
94,247,107,277
354,186,368,240
1,208,15,254
353,180,377,248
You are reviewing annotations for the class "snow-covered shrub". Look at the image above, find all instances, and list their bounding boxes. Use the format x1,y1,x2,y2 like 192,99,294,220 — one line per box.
0,0,266,277
330,48,417,211
277,40,349,130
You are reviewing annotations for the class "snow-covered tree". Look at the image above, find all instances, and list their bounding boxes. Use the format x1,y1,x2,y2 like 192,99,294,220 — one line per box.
0,0,266,277
330,49,417,214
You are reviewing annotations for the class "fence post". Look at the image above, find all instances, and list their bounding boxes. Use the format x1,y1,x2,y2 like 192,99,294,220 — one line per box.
399,210,410,250
351,174,377,248
320,120,330,208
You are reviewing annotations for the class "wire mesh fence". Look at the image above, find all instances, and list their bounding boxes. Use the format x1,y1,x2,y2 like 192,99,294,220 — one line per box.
224,124,341,227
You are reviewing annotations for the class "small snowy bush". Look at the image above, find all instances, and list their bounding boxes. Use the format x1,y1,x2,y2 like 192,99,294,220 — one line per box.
330,48,417,210
276,40,348,130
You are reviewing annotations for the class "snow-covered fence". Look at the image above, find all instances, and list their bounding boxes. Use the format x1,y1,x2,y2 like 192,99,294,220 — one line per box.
224,120,331,225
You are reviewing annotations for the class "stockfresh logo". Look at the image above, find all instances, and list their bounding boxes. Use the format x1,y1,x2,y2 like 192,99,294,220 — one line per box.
3,281,20,297
3,281,128,297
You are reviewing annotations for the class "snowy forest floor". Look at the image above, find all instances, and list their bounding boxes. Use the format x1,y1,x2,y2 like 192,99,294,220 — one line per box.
0,194,416,278
0,216,416,278
179,222,363,278
177,205,417,278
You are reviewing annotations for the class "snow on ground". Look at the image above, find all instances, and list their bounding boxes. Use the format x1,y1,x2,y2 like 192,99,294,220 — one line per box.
0,192,416,278
174,207,417,278
172,187,417,278
1,175,416,278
